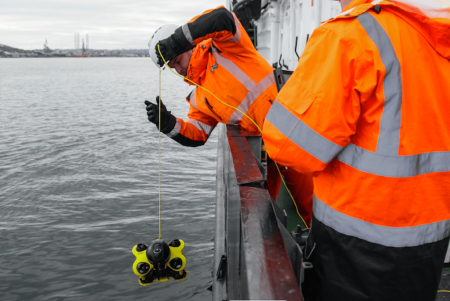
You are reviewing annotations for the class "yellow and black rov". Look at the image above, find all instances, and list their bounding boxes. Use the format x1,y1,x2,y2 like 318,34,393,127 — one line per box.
131,239,187,286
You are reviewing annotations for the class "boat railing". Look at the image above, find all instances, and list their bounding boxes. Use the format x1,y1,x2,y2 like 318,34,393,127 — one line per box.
214,124,304,301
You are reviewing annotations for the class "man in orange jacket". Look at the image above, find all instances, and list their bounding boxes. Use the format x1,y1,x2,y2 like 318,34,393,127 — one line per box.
145,6,314,225
262,0,450,300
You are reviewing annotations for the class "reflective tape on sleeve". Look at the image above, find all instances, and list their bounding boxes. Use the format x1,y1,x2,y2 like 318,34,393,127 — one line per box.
182,24,195,45
167,118,181,138
186,119,214,136
314,194,450,247
266,101,343,164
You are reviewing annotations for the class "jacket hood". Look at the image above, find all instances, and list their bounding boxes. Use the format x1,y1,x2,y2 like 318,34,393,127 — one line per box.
345,0,450,59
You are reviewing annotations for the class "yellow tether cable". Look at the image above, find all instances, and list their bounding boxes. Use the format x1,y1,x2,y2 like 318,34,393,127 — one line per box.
158,66,162,240
438,290,450,292
157,45,308,229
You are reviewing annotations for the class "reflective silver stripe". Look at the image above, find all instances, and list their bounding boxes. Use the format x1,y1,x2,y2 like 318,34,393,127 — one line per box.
314,194,450,247
167,118,181,138
211,47,275,125
190,88,198,110
335,13,446,178
223,13,241,43
229,73,275,124
266,101,343,164
337,143,450,177
182,24,195,45
187,119,214,136
212,48,254,91
357,13,403,156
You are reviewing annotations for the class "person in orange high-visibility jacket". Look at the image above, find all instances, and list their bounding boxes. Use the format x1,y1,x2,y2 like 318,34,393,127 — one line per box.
144,6,313,225
262,0,450,300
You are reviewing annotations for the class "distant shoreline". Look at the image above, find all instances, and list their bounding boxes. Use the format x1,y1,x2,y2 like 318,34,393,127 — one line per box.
0,56,149,59
0,44,149,58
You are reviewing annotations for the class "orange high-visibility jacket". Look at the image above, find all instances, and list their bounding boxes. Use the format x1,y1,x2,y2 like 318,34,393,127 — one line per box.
163,6,277,146
263,0,450,248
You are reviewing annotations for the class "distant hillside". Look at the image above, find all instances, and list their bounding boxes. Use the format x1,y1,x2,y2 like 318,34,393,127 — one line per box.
0,44,29,53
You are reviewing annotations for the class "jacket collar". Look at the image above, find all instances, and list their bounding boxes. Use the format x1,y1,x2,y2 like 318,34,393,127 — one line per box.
184,40,211,86
328,0,450,59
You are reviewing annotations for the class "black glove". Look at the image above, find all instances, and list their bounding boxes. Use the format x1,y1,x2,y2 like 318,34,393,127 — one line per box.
145,97,176,133
155,35,182,67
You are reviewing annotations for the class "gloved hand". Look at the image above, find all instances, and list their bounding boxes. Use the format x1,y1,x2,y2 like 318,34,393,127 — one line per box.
155,35,181,67
145,97,175,133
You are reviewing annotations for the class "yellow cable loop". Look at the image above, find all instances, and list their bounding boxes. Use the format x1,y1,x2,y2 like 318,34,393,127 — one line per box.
158,66,162,240
157,45,308,229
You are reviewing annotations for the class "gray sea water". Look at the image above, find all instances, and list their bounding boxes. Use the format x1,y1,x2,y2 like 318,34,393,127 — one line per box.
0,58,217,300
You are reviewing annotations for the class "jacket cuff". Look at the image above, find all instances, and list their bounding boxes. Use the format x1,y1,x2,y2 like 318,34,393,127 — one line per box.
160,114,176,134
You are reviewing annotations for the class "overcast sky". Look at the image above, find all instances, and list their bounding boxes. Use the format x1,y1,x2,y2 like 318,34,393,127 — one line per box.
0,0,226,50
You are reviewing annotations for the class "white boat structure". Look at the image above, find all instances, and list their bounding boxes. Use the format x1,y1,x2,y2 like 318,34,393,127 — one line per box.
226,0,341,69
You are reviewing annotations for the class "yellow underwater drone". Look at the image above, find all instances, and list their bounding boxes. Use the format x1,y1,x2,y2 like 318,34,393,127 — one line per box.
132,239,187,286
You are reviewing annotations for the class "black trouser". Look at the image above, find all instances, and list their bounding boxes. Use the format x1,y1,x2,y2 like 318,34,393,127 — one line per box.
302,215,448,301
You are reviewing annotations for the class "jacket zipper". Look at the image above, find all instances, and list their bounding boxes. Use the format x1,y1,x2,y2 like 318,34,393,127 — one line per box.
204,98,223,120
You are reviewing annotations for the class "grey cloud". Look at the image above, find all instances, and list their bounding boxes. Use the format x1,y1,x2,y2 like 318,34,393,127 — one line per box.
0,0,225,50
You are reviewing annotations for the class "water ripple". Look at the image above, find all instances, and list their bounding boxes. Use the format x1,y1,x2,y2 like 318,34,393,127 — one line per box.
0,58,216,301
